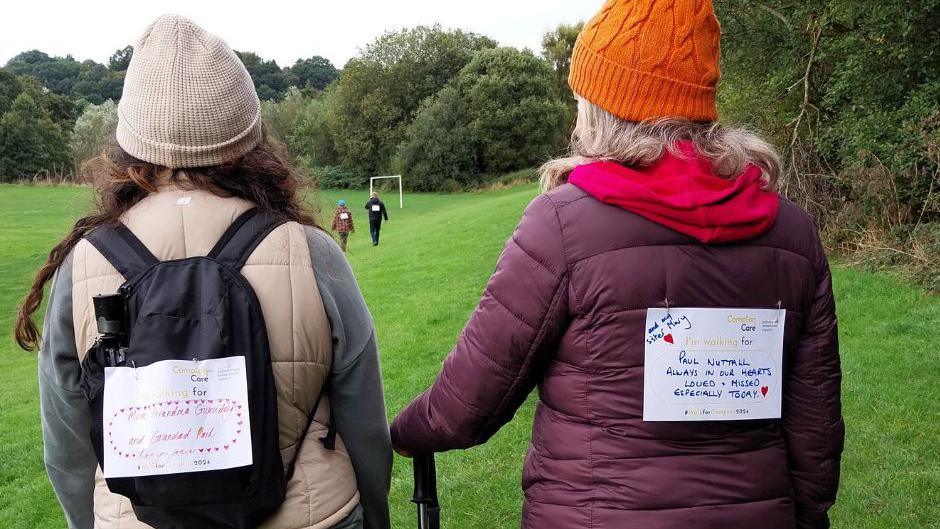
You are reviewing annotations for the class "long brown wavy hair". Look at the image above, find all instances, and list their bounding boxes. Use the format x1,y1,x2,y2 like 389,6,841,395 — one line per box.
14,134,320,351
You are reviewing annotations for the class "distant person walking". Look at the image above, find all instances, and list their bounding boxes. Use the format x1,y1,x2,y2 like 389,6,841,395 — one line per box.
391,1,843,529
365,192,389,246
332,199,355,252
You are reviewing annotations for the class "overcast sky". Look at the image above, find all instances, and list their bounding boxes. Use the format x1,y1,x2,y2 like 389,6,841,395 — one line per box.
0,1,599,68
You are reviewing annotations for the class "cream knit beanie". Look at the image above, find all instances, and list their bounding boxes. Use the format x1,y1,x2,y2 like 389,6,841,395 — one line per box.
117,15,262,168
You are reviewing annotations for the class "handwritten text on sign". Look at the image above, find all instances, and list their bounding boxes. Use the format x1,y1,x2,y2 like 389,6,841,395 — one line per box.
643,308,785,421
102,357,252,478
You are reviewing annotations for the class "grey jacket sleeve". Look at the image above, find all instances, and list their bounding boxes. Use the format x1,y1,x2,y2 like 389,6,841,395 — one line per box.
305,227,392,529
38,251,97,529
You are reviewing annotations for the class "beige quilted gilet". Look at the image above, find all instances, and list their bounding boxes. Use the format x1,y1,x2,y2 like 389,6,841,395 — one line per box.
71,187,359,529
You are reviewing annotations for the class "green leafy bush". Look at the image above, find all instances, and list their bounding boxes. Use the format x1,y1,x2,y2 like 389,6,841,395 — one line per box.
0,93,71,181
398,86,477,191
5,50,122,105
716,0,939,283
287,56,338,91
458,47,570,176
262,88,339,168
326,25,496,175
301,163,368,189
70,99,118,178
399,47,569,191
14,75,81,130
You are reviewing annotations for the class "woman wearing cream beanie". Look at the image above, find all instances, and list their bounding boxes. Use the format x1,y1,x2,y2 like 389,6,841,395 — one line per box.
116,14,264,168
22,14,392,529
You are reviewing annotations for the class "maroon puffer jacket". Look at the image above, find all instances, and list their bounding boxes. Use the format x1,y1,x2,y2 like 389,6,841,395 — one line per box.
392,180,843,529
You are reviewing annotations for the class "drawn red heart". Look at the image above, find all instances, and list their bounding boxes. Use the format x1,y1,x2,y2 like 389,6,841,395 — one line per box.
663,334,674,344
761,386,769,397
198,448,205,453
224,445,229,450
185,400,191,404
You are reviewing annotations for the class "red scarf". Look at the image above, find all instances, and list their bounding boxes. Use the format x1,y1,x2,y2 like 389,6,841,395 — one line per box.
568,142,779,243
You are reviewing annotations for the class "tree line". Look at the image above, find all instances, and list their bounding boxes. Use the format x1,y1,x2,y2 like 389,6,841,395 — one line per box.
0,45,340,181
0,3,936,285
261,25,575,191
0,25,573,191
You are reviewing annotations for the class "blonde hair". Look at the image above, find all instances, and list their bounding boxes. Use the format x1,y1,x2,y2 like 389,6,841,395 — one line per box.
539,97,781,193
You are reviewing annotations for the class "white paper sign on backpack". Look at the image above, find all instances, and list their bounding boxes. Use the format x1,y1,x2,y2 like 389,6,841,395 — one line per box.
102,357,253,478
643,307,786,422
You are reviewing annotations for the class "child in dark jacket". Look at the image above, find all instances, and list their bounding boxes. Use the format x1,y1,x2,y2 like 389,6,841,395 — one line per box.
332,200,355,252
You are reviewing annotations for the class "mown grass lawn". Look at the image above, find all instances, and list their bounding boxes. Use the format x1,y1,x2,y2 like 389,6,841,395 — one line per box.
0,183,937,528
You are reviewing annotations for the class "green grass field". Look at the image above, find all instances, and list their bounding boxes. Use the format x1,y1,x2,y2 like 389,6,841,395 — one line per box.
0,184,937,528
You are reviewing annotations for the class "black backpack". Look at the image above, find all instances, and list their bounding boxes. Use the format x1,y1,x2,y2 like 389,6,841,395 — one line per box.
79,208,334,529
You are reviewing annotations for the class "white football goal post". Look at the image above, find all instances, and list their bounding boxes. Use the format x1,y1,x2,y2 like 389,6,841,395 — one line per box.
369,175,403,208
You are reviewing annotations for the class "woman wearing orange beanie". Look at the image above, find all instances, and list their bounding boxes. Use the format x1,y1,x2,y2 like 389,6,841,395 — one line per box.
392,1,843,528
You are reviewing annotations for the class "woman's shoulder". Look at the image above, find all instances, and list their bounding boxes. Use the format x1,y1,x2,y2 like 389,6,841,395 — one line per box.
775,197,817,230
764,197,827,266
302,225,342,253
542,182,592,208
301,226,351,275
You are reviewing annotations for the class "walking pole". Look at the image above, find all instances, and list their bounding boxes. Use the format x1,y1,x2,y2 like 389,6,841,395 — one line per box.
412,452,440,529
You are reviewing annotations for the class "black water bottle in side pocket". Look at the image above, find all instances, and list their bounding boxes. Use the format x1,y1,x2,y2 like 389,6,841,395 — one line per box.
80,294,128,401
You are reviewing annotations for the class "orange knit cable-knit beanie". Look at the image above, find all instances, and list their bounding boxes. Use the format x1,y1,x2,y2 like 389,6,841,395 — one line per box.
569,0,721,123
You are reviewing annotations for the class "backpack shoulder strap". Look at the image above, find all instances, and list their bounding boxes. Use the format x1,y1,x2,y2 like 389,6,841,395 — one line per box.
208,208,287,269
285,379,336,481
85,223,159,281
